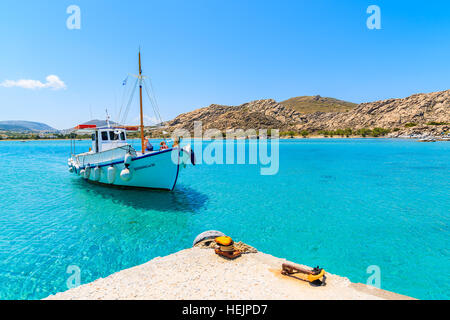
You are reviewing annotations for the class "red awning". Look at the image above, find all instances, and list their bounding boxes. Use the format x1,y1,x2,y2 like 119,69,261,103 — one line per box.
73,124,139,131
116,126,139,131
74,124,97,130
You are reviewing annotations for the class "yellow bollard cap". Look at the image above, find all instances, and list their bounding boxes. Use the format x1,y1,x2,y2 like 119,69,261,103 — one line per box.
215,236,233,246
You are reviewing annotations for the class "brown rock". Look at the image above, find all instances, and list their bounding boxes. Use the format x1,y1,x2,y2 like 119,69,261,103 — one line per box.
165,90,450,134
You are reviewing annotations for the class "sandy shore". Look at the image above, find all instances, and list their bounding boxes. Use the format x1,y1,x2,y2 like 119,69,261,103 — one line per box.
45,247,413,300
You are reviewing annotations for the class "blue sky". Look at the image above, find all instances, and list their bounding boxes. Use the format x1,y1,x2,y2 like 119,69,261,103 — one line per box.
0,0,449,129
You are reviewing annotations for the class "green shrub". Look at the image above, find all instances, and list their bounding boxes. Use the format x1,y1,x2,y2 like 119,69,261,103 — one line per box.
372,127,391,137
344,128,353,137
300,130,309,138
355,128,372,137
280,131,296,138
427,121,448,125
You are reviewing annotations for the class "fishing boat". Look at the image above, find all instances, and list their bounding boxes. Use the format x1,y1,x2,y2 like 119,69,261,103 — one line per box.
67,51,195,190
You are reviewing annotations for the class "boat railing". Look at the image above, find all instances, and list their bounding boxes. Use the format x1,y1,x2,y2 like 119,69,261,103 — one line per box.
75,144,137,166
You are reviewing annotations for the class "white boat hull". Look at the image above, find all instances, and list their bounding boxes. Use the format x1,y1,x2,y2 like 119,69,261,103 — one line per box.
70,148,185,191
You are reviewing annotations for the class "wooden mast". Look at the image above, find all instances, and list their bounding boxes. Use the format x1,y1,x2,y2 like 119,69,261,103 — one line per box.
138,50,145,154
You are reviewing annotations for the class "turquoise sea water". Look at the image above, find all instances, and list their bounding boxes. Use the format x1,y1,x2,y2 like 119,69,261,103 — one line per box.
0,138,448,300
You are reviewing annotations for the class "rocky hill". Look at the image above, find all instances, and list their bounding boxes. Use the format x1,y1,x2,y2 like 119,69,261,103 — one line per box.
78,119,120,127
60,119,121,134
280,95,356,114
0,120,57,132
168,99,300,131
166,90,450,135
297,90,450,131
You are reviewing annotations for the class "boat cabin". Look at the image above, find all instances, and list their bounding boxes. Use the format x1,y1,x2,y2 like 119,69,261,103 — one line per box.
74,124,132,153
91,128,128,153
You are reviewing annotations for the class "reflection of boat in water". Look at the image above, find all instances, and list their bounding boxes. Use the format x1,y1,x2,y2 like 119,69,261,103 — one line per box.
71,178,208,213
67,50,195,190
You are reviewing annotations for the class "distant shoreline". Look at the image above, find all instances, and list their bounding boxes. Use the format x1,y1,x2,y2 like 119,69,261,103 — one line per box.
1,134,448,142
1,136,390,140
0,136,426,142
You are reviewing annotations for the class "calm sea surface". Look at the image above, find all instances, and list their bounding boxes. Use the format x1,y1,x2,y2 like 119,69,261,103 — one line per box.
0,138,448,299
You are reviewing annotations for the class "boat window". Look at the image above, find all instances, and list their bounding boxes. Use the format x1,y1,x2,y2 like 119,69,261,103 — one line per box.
120,132,125,140
101,131,109,141
109,131,120,141
92,133,96,141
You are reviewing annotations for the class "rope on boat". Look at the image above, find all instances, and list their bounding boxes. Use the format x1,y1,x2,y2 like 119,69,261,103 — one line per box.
118,144,137,156
116,75,129,121
143,79,167,142
120,78,139,125
143,79,164,127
